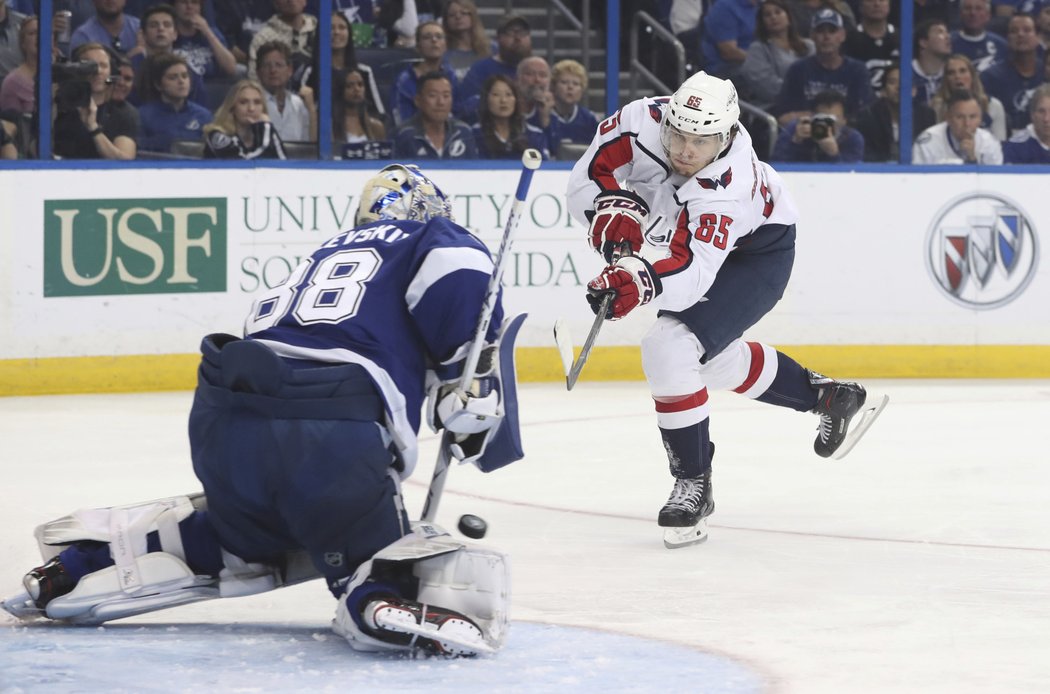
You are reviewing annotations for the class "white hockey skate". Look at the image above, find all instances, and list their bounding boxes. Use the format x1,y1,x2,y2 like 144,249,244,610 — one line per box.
363,597,495,656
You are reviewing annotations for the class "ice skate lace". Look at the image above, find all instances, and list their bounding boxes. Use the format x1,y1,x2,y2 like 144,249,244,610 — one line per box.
666,477,705,511
817,413,833,444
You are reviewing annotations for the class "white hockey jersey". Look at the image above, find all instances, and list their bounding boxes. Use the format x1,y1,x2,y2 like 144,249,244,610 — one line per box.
567,96,799,312
911,122,1003,165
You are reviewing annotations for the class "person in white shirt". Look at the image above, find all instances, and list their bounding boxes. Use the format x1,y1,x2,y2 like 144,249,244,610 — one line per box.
913,88,1002,164
256,40,315,142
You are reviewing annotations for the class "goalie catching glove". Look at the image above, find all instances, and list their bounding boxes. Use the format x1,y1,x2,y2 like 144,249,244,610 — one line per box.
588,189,649,263
587,255,662,320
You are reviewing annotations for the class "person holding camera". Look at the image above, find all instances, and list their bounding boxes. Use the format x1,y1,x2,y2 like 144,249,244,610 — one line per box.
772,89,865,162
53,42,138,159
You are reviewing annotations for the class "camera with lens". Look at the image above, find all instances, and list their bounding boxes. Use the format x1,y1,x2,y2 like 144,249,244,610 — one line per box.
810,113,836,140
53,59,100,113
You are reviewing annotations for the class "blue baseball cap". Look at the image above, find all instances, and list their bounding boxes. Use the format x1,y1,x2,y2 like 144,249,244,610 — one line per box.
811,8,844,30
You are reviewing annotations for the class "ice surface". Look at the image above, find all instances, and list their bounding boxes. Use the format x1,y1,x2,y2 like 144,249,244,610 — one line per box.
2,381,1049,693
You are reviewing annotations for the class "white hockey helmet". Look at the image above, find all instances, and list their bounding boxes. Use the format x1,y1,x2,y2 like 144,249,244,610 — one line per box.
660,71,741,157
355,164,454,225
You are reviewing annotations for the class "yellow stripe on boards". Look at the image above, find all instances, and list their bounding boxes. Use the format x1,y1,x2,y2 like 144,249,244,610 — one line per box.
2,345,1049,396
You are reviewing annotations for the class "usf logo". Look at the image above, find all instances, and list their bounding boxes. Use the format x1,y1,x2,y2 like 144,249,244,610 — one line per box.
44,198,227,297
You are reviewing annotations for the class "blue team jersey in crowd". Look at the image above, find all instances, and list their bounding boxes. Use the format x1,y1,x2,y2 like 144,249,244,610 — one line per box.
951,30,1008,72
244,217,502,474
700,0,758,76
137,100,212,152
174,27,231,79
1002,127,1050,164
547,105,600,147
773,55,875,116
981,52,1047,134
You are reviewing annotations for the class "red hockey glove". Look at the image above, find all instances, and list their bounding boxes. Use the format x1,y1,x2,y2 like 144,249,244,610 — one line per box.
586,255,662,320
588,190,649,263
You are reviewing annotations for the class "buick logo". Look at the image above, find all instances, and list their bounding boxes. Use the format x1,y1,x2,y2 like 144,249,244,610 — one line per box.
924,193,1039,309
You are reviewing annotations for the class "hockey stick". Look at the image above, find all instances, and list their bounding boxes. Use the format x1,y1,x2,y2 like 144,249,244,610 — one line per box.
420,149,543,522
553,244,629,391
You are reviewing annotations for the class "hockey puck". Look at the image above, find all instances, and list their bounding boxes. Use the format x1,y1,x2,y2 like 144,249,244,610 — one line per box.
457,514,488,539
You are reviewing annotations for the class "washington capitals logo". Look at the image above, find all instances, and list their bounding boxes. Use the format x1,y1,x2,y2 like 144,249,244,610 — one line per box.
925,193,1039,309
648,98,669,123
697,168,733,190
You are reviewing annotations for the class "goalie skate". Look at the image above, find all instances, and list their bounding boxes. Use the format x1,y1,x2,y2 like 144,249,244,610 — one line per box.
365,598,495,656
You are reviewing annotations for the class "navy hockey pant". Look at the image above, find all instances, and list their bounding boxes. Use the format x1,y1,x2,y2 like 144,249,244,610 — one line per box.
189,334,408,586
663,223,796,362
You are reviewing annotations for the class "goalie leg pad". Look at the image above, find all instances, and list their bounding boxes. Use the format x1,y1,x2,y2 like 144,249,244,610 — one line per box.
332,524,510,654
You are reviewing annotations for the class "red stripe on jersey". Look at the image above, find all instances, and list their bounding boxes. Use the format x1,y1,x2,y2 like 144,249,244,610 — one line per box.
653,207,693,276
589,135,634,190
732,342,765,393
654,388,709,412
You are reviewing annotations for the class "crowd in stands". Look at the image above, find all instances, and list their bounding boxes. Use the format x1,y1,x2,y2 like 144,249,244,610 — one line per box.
0,0,1048,164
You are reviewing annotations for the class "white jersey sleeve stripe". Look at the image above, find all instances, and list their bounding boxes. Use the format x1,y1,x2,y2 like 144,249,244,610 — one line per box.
406,247,493,312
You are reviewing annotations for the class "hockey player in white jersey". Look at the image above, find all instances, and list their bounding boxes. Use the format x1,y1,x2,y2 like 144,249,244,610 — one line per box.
2,164,520,657
567,71,887,549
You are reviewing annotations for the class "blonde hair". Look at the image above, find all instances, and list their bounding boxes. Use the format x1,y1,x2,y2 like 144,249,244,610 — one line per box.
932,54,990,119
552,59,588,90
204,80,266,136
443,0,491,58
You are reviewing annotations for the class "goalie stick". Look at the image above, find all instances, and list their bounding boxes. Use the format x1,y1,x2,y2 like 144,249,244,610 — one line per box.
420,149,543,522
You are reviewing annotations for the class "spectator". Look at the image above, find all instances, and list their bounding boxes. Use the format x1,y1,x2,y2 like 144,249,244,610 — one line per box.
53,42,138,159
333,0,377,46
214,0,272,66
333,67,386,146
458,14,531,122
127,5,206,107
109,53,135,104
374,0,419,48
393,71,476,158
913,89,1003,163
516,55,553,129
853,63,938,161
328,12,384,117
472,73,547,159
389,20,456,127
0,13,37,114
931,54,1007,140
952,0,1009,71
913,19,952,104
172,0,238,80
1039,3,1050,48
69,0,140,56
843,0,899,90
738,0,813,111
982,13,1045,136
700,0,758,78
786,0,856,38
548,59,599,148
0,0,26,82
137,52,212,151
1,116,15,157
256,40,315,141
1003,83,1050,162
442,0,490,81
203,78,286,158
772,89,864,162
248,0,318,82
773,8,874,125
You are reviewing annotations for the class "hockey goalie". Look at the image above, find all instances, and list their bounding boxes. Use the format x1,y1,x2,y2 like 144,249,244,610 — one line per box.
2,164,527,658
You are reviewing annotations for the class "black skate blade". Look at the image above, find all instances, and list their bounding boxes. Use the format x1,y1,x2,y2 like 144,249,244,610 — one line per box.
832,394,889,460
662,521,709,549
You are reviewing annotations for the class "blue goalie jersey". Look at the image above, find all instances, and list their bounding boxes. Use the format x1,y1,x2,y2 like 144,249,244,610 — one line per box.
243,217,503,475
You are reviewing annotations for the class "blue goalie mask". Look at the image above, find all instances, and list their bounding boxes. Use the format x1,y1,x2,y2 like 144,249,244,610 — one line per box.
355,164,454,225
